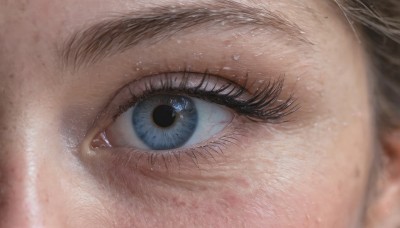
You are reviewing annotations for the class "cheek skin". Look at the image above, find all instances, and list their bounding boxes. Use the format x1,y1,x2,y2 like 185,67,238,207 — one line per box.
0,1,374,228
80,110,371,228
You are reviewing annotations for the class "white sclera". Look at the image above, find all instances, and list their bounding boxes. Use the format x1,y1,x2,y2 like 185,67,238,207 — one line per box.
107,97,234,150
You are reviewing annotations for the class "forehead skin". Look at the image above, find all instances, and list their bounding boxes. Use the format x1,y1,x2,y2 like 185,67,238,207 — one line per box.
0,0,373,227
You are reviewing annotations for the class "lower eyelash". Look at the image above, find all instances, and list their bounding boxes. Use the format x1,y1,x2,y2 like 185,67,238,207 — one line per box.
116,71,298,123
103,125,247,172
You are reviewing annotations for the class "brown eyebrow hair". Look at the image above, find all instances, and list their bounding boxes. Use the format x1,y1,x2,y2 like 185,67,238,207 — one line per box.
60,0,308,71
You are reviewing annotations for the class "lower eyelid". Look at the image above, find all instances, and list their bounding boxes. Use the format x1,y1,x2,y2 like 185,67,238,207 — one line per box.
90,116,251,173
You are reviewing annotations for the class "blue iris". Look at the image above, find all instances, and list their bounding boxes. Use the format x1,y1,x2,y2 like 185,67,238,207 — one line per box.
132,95,198,150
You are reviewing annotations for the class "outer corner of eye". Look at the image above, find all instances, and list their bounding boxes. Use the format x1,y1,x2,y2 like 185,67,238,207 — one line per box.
98,94,234,152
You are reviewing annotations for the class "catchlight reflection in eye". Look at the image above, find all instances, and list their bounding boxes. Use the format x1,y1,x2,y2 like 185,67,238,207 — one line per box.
106,94,234,150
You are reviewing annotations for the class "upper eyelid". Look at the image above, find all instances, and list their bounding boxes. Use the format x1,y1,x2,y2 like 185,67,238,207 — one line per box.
107,72,248,119
100,72,297,124
60,0,310,71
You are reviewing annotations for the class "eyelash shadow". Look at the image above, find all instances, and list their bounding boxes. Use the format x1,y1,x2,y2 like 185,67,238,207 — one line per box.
115,71,298,123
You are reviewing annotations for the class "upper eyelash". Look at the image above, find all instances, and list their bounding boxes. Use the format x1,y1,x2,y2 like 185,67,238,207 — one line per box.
115,71,298,123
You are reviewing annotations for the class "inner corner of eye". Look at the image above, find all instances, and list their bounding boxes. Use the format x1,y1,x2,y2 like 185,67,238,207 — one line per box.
90,130,112,149
101,94,234,151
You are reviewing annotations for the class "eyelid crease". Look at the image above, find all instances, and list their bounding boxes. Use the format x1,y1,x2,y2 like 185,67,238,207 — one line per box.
112,71,298,124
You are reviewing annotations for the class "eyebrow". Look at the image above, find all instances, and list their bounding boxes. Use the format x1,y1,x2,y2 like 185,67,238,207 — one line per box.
60,0,308,71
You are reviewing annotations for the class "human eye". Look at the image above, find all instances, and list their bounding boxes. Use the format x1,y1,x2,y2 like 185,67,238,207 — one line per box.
88,71,296,172
107,94,233,150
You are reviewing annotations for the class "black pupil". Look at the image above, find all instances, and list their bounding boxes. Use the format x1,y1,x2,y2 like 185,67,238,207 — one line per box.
152,105,177,128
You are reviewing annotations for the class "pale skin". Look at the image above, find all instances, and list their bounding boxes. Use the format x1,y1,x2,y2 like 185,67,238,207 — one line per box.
1,0,400,227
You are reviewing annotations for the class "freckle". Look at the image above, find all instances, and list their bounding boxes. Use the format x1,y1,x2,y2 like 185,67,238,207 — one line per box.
18,0,28,12
190,201,200,209
8,74,14,79
33,33,40,44
354,167,360,178
171,197,186,207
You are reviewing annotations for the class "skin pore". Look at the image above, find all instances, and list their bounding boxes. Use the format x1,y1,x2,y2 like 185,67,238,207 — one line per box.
0,0,390,227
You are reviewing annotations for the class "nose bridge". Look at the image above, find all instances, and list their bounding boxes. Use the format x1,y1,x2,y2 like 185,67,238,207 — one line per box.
0,87,67,227
0,148,42,228
0,103,46,227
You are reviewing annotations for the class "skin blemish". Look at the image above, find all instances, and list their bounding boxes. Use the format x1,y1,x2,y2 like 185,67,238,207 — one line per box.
354,166,361,178
218,190,243,209
171,196,186,208
16,0,29,12
223,40,233,48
